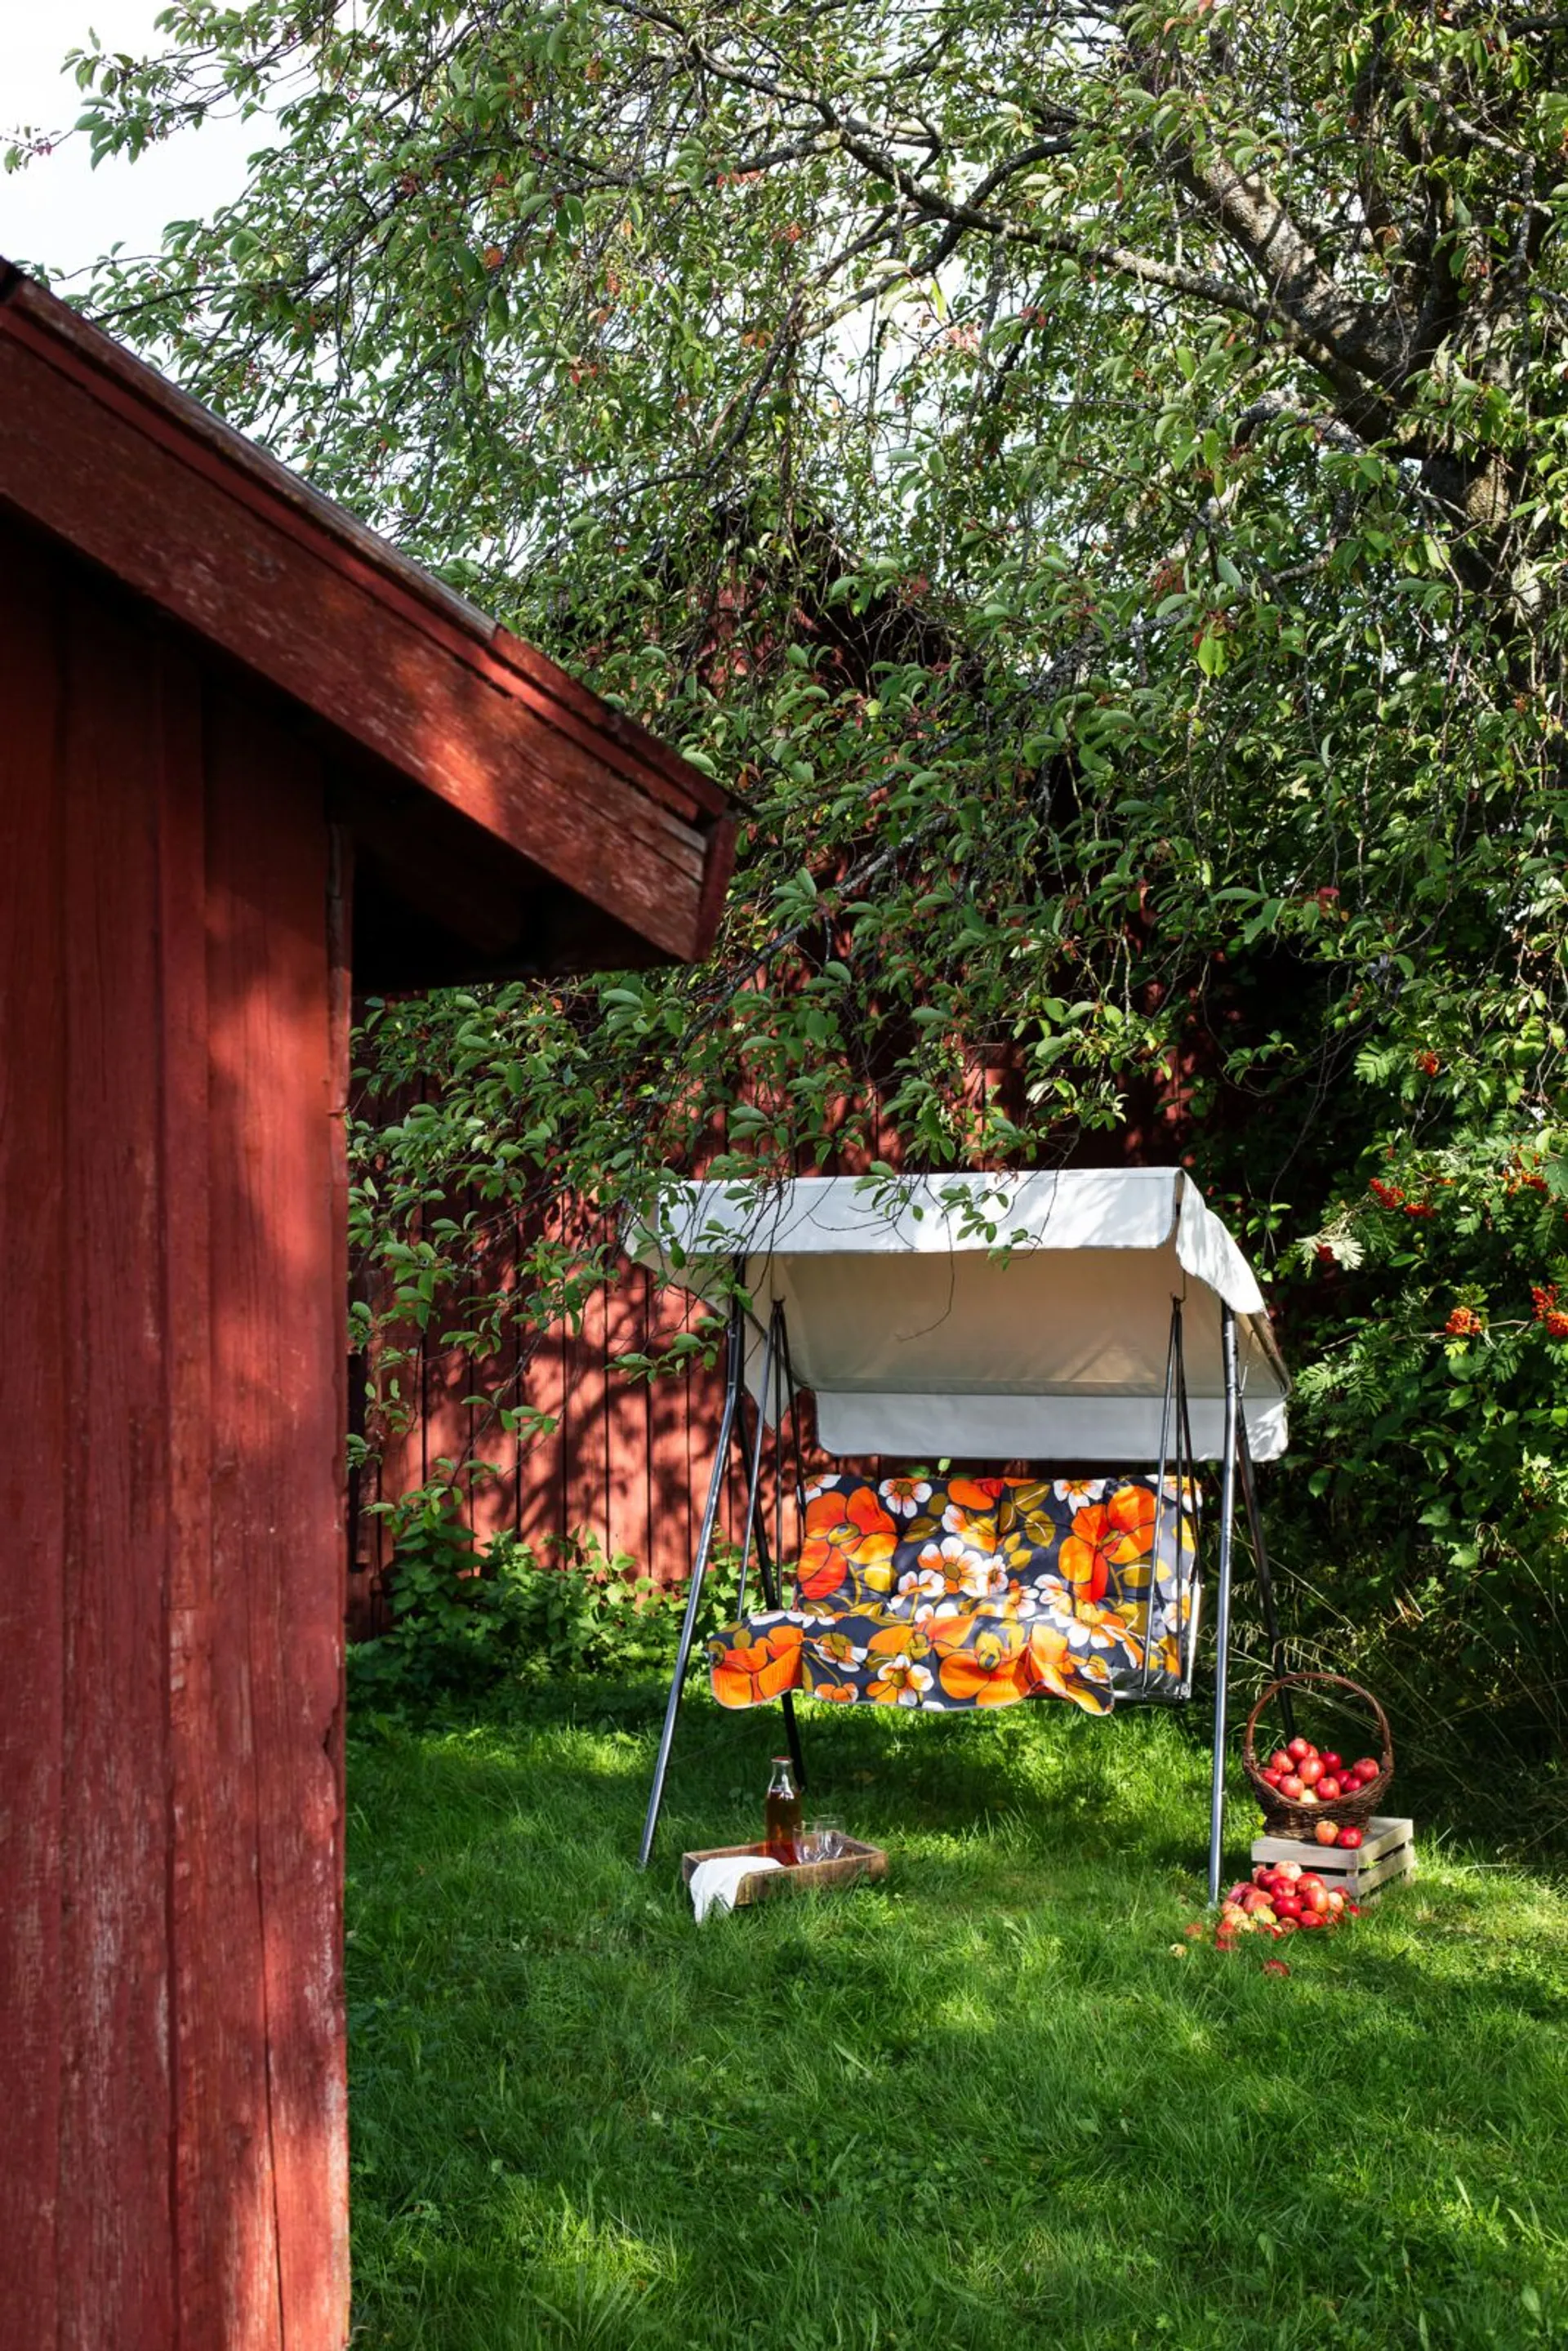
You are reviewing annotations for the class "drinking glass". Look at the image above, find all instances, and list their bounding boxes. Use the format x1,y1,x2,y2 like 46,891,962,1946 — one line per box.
803,1814,846,1863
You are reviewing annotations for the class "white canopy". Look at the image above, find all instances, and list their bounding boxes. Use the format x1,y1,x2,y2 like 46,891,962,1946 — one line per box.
632,1169,1289,1463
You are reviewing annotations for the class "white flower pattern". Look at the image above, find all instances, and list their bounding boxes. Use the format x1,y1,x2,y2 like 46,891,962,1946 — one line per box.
710,1472,1194,1716
1053,1476,1106,1509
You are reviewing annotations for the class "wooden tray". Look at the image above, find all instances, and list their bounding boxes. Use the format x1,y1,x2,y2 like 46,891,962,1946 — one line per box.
1250,1815,1415,1900
680,1837,888,1906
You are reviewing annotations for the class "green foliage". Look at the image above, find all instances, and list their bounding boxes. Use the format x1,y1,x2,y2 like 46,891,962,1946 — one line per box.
499,1534,734,1683
345,1688,1568,2350
1277,1134,1568,1752
348,1499,523,1704
37,0,1568,1734
348,1494,735,1705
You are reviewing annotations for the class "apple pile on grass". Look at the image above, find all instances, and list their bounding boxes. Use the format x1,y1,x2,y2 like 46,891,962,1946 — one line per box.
1215,1863,1361,1946
1258,1736,1380,1844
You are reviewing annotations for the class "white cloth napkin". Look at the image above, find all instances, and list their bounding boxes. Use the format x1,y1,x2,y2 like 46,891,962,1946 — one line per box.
688,1854,782,1922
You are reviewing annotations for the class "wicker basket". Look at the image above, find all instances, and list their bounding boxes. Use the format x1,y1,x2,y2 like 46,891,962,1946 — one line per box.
1243,1670,1393,1838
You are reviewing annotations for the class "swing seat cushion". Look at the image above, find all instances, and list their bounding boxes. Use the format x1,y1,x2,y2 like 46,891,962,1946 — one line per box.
707,1472,1197,1717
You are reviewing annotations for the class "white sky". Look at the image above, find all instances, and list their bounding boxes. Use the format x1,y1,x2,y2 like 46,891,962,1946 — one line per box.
0,0,270,282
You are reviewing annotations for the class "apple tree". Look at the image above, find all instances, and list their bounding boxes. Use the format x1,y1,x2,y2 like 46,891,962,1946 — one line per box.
37,0,1568,1766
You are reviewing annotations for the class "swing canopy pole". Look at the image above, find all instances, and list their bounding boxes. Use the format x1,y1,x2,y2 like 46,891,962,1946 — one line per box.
1207,1305,1242,1906
637,1283,747,1872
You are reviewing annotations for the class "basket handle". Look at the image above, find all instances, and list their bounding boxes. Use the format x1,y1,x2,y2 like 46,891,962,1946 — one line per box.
1242,1670,1393,1774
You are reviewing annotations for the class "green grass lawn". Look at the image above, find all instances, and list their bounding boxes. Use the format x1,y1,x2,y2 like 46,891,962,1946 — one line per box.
346,1683,1567,2350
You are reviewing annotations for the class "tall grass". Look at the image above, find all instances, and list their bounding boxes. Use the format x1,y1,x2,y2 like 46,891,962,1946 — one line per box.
347,1682,1568,2350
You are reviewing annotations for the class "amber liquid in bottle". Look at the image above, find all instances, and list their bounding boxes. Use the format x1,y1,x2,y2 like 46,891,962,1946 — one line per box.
764,1756,802,1864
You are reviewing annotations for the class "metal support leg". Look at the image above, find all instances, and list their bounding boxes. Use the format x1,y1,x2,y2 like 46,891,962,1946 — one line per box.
1237,1414,1295,1745
751,1512,807,1793
1206,1306,1241,1906
733,1312,777,1621
638,1295,745,1869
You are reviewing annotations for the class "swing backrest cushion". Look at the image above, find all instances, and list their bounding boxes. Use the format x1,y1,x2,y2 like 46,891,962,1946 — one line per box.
791,1472,1199,1697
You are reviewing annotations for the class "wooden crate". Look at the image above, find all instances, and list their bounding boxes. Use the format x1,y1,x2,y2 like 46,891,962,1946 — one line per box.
680,1837,888,1907
1250,1816,1415,1900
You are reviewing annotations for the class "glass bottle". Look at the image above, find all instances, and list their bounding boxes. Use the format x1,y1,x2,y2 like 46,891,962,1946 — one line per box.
764,1755,802,1864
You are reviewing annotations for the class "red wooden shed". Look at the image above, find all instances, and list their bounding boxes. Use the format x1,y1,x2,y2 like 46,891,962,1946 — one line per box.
0,260,734,2351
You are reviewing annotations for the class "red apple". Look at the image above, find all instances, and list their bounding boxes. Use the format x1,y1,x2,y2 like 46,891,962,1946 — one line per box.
1286,1737,1312,1762
1297,1909,1325,1930
1352,1758,1379,1780
1275,1916,1300,1935
1297,1757,1324,1786
1316,1776,1342,1802
1320,1752,1343,1774
1275,1860,1303,1883
1272,1895,1301,1919
1337,1827,1364,1850
1280,1774,1305,1801
1314,1819,1340,1846
1268,1749,1293,1775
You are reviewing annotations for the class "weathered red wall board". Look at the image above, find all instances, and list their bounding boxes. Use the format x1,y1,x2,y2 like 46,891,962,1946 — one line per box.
0,525,348,2349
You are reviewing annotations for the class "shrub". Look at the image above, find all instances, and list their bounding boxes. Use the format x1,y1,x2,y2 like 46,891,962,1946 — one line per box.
346,1493,737,1706
1276,1133,1568,1768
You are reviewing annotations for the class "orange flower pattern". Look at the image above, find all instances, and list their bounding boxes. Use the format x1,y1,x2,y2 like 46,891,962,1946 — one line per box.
795,1483,898,1604
710,1621,807,1709
707,1472,1198,1716
1058,1485,1156,1602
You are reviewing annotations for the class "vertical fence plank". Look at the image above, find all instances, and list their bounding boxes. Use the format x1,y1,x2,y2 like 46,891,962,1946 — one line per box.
468,1209,522,1547
563,1280,611,1558
645,1280,694,1586
516,1305,568,1561
604,1275,653,1574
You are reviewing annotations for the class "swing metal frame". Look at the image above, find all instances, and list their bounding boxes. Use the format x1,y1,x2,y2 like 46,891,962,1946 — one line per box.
638,1278,1293,1901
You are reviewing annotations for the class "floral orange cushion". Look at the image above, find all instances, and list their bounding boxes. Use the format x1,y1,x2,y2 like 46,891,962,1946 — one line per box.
707,1472,1198,1716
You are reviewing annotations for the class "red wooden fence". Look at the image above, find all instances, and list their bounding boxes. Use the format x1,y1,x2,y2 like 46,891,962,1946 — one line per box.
347,1073,1202,1635
350,1258,785,1630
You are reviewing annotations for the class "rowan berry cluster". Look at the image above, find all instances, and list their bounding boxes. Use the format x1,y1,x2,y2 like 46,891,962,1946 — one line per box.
1531,1285,1568,1338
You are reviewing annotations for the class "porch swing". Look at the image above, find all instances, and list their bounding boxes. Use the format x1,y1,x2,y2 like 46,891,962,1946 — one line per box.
632,1169,1294,1900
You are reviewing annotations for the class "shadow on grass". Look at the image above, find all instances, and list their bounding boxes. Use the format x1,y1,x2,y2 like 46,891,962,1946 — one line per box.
345,1682,1568,2351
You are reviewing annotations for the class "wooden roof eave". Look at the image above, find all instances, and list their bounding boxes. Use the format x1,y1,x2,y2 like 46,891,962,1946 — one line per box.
0,261,736,973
